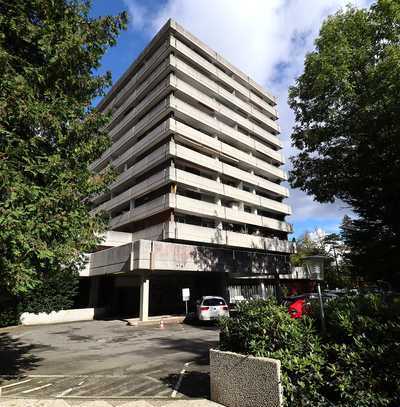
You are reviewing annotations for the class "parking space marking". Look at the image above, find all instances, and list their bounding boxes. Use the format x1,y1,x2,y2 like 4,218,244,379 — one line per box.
171,361,191,398
55,387,74,397
0,379,32,396
21,383,53,394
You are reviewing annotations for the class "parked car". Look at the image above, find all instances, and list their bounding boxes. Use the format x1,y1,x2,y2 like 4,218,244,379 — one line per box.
284,292,338,319
196,296,229,321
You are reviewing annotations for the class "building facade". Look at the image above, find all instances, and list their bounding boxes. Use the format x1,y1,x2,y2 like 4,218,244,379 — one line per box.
82,20,294,320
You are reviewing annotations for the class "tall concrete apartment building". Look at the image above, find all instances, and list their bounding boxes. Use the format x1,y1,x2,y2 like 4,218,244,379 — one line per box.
82,20,294,320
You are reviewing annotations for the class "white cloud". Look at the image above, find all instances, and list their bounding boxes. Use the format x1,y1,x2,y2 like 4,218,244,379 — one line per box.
123,0,370,233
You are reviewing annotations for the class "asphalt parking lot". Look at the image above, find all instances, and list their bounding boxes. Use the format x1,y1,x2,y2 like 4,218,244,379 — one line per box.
0,320,219,400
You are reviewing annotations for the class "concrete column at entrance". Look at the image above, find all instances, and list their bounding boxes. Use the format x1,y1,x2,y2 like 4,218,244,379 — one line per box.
139,276,150,321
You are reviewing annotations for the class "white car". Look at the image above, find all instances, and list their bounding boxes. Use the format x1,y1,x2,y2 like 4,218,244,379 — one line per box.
196,296,229,321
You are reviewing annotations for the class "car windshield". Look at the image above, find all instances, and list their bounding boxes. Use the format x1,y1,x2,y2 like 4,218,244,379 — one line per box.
203,298,226,306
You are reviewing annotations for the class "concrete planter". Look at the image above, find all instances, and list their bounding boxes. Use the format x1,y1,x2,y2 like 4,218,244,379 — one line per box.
210,349,282,407
20,307,106,325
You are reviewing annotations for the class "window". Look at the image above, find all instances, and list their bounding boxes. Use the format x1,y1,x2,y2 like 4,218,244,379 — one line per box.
202,298,226,306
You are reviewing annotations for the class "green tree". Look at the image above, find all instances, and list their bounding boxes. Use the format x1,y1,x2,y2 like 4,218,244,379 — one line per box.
290,232,323,267
288,0,400,286
0,1,127,303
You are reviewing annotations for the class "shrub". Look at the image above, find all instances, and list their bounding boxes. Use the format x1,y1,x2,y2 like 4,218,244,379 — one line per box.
0,268,79,327
220,295,400,406
0,300,19,327
322,294,400,407
219,299,327,406
18,268,79,315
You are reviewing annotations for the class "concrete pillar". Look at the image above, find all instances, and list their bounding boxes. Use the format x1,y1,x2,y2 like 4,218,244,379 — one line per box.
261,281,267,299
129,199,135,211
216,197,222,206
252,208,258,215
139,276,150,321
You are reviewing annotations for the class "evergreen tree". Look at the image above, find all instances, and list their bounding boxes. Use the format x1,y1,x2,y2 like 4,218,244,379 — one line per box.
0,1,127,305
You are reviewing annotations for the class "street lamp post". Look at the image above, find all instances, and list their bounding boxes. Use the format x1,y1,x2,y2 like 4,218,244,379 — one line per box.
303,255,326,334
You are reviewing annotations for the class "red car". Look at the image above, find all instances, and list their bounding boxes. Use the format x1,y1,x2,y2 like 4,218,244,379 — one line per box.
285,293,337,318
288,298,306,319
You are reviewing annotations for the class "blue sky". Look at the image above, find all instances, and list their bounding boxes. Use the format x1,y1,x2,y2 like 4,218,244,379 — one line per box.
90,0,371,238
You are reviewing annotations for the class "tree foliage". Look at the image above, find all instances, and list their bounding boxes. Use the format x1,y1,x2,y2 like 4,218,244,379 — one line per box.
288,0,400,285
0,0,127,297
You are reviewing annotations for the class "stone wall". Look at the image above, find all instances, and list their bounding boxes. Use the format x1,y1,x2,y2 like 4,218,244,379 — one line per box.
210,349,282,407
20,308,106,325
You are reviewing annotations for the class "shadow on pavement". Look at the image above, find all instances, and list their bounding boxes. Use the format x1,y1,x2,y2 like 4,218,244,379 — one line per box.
156,334,217,366
161,371,211,398
0,332,42,378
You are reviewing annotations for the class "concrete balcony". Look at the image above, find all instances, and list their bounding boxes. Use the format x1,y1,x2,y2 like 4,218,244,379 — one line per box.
108,192,291,234
164,221,293,253
173,194,292,233
109,194,171,230
171,168,291,215
170,78,281,149
107,57,171,130
108,77,171,142
95,159,290,219
95,168,171,214
171,55,278,132
171,73,279,135
171,118,283,165
170,141,288,190
172,94,282,152
103,39,171,115
170,21,277,107
170,34,277,116
90,99,170,172
128,222,294,253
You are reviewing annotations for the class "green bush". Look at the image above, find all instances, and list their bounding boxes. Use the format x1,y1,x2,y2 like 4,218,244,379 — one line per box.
0,268,79,327
17,268,79,315
322,294,400,407
219,299,327,406
219,295,400,407
0,300,19,327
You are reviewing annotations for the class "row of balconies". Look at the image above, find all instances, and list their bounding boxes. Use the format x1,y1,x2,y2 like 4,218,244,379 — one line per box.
128,221,293,253
92,74,284,172
170,54,279,132
108,193,292,234
95,161,291,218
102,39,170,115
172,75,280,143
171,119,283,166
107,50,279,142
170,31,277,115
93,130,289,206
106,72,281,153
93,133,289,207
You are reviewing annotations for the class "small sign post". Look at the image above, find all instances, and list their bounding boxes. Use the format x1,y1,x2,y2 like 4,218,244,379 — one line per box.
182,288,190,315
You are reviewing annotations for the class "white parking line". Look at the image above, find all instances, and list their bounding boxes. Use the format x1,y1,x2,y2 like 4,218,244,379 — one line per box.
21,383,53,394
56,387,74,397
0,379,32,389
0,379,32,396
55,378,86,398
171,361,192,398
